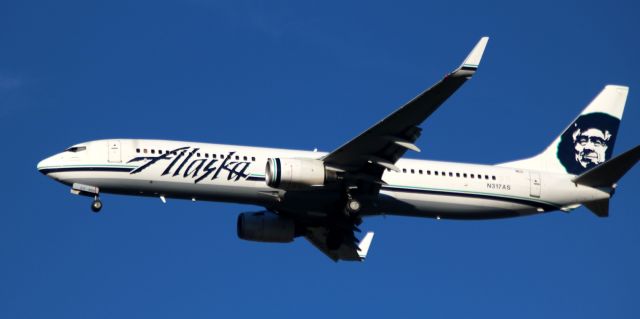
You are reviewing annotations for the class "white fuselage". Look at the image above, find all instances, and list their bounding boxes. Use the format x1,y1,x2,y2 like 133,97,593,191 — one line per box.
37,139,611,219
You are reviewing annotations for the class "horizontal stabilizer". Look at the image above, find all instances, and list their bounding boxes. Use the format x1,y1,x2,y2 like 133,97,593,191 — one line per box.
573,145,640,187
584,199,609,218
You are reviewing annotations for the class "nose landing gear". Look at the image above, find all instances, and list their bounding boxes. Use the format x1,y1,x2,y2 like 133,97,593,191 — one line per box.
71,183,103,213
91,196,103,213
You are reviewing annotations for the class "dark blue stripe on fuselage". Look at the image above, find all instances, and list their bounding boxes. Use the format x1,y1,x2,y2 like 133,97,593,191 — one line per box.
39,167,134,175
381,185,559,211
41,166,268,183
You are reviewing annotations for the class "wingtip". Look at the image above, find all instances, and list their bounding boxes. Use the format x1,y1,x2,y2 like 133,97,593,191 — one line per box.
461,36,489,69
451,37,489,78
357,231,375,260
604,84,629,93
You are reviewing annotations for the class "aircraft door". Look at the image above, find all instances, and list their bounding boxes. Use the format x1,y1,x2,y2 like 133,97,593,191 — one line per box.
529,171,541,198
108,140,122,163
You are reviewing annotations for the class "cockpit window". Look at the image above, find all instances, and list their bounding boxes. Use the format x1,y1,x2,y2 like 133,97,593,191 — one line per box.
66,146,87,153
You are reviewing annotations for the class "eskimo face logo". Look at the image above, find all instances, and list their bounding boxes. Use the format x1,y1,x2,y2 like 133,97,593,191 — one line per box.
557,112,619,175
573,128,610,168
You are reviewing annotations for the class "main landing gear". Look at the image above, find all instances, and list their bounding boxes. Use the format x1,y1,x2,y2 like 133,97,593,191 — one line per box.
91,196,103,213
344,194,362,226
346,198,361,214
325,193,364,251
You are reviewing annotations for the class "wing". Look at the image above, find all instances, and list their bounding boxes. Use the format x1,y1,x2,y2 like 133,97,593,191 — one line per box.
323,37,489,184
305,227,375,262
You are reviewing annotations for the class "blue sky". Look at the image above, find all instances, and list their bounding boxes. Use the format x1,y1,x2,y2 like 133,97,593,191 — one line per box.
1,0,639,318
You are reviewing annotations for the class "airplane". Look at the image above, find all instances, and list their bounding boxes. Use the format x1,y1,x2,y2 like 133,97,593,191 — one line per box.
37,37,639,262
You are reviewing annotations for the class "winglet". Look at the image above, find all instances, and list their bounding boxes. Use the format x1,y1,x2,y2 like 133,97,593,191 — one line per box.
357,232,375,260
453,36,489,78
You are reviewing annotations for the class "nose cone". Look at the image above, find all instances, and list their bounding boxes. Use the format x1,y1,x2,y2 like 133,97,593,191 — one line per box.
37,156,55,175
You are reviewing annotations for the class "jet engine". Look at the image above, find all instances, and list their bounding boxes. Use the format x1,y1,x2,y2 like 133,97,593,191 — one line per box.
237,211,296,243
265,158,337,190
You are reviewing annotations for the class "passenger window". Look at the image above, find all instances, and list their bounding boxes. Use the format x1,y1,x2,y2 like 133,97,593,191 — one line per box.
251,157,256,161
441,172,445,176
419,170,423,174
197,153,201,157
151,150,155,154
427,170,431,175
463,173,467,178
411,169,415,174
220,155,225,159
205,153,209,158
144,149,148,154
456,173,460,177
492,176,496,180
449,172,453,177
243,156,247,161
402,168,407,173
212,154,217,159
434,171,439,176
235,156,240,160
136,148,140,153
470,174,475,178
485,175,489,179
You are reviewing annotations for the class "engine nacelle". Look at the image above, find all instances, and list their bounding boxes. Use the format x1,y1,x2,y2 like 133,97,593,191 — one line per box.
237,211,295,243
265,158,335,190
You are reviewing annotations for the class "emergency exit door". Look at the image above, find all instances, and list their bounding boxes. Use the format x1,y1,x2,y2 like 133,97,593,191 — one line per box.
108,140,122,163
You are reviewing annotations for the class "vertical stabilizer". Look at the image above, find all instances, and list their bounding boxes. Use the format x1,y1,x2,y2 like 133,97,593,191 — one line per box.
499,85,629,175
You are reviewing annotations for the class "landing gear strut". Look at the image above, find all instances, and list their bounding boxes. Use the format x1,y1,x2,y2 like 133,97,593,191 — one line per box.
91,196,102,213
325,192,365,250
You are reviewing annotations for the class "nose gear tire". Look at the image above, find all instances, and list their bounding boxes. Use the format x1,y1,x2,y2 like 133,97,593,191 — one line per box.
91,199,102,213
